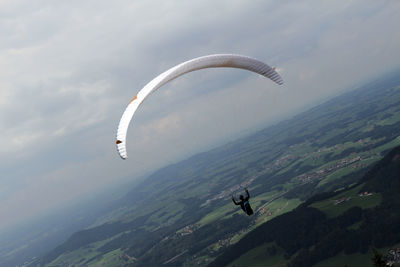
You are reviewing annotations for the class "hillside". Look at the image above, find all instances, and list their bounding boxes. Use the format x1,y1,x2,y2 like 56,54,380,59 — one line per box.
210,144,400,267
25,70,400,267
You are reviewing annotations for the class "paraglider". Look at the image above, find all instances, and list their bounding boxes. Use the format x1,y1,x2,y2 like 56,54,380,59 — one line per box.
232,188,253,216
116,54,284,159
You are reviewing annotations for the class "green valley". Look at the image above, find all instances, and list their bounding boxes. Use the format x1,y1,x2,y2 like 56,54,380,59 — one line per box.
27,70,400,267
212,144,400,266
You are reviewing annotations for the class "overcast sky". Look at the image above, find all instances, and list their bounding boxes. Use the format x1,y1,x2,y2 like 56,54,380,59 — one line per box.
1,0,400,231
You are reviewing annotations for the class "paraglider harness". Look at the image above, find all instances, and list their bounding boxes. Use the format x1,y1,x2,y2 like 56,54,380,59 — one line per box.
242,200,253,216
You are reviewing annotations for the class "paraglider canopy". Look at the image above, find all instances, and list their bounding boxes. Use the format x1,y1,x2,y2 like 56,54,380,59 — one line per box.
116,54,284,159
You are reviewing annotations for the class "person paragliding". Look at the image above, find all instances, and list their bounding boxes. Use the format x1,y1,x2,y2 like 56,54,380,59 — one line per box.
232,188,253,216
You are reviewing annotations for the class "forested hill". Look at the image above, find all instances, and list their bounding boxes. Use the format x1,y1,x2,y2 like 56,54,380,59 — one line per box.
209,145,400,267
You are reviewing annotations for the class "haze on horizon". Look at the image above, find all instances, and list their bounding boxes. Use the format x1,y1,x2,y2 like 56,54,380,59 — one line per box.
1,0,400,232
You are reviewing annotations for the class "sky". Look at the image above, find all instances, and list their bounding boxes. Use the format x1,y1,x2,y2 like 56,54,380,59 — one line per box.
1,0,400,231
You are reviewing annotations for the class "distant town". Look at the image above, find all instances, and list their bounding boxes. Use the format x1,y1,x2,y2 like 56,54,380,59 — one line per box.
333,191,374,205
202,138,382,208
